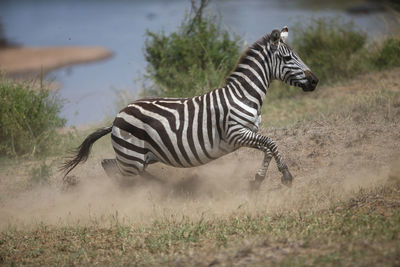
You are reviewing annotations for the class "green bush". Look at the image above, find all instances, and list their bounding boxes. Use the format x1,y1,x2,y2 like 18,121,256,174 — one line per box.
144,10,241,97
0,76,66,157
369,37,400,70
291,17,367,84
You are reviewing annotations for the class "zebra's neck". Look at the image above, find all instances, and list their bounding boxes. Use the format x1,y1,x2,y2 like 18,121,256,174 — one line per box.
225,40,273,110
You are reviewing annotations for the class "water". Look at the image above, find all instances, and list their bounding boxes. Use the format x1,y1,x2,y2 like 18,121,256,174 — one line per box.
0,0,393,125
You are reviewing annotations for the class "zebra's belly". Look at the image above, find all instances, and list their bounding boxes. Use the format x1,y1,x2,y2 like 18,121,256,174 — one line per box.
111,123,234,169
147,134,232,168
169,142,233,168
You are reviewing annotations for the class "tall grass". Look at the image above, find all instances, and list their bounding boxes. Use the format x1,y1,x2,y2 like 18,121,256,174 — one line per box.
0,76,65,157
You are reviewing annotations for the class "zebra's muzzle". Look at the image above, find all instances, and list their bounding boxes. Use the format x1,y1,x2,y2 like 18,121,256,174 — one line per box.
302,70,319,92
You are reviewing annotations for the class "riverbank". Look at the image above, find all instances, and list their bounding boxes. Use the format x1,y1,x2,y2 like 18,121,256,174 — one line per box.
0,46,112,79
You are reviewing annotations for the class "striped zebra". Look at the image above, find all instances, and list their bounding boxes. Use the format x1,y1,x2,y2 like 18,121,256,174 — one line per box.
61,27,318,190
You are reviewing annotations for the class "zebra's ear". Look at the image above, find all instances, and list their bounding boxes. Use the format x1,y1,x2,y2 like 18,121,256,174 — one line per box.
270,29,280,52
281,26,288,42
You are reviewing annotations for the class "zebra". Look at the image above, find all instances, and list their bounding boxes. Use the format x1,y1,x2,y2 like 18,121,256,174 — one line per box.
61,27,319,190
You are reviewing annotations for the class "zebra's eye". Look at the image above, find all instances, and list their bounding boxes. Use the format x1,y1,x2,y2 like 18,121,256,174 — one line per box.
283,55,291,62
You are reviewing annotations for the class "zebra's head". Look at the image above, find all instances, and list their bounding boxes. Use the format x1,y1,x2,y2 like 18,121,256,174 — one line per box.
268,27,319,92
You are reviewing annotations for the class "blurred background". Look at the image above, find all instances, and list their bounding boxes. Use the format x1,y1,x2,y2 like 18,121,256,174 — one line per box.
0,0,399,126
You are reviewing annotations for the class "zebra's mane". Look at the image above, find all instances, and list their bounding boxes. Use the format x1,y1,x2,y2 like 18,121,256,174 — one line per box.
227,32,293,83
226,34,271,82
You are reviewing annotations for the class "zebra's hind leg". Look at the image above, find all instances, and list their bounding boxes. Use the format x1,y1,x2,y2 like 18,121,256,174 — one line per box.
101,158,136,187
102,157,164,186
250,148,272,191
101,158,120,178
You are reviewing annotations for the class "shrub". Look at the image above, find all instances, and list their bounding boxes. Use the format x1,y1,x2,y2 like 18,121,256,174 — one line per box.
143,2,241,97
291,17,367,84
0,76,66,157
369,37,400,70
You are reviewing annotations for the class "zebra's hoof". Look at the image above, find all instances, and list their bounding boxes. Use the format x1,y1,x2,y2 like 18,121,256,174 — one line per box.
281,169,293,187
249,180,260,191
249,173,264,191
101,158,119,177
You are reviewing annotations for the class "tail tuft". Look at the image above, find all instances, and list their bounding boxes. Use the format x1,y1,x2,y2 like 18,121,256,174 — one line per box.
60,126,112,177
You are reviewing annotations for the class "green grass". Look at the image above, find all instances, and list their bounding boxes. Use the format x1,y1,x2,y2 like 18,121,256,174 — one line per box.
1,184,399,265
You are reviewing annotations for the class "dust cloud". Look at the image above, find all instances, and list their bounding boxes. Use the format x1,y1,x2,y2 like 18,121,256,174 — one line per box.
0,145,394,229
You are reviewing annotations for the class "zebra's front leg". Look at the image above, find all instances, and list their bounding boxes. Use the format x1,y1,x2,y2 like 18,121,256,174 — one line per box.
236,129,293,188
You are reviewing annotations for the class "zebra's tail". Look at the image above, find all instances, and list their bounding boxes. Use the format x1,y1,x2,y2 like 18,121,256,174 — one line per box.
60,126,112,177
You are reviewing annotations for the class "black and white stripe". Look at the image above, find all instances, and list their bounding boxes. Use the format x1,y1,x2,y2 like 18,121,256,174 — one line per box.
62,27,318,189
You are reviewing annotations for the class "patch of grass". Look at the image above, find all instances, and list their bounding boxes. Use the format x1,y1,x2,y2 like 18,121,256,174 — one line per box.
1,184,399,265
0,76,65,158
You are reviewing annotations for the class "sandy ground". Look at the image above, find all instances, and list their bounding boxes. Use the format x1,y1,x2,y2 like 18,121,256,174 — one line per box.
0,46,112,78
